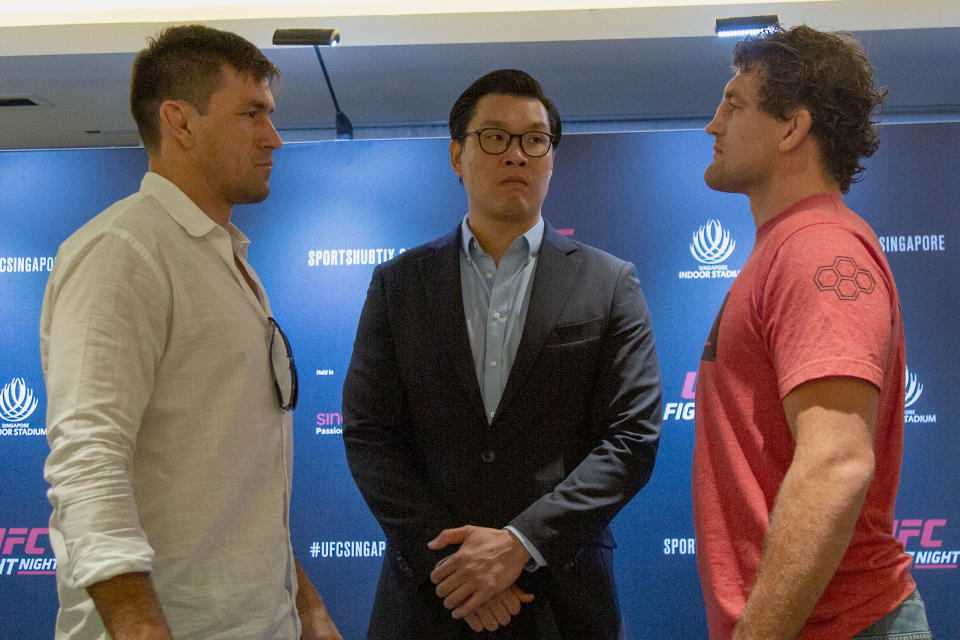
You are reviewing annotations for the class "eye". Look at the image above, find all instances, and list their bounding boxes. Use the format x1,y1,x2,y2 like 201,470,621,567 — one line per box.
483,130,506,142
527,133,547,144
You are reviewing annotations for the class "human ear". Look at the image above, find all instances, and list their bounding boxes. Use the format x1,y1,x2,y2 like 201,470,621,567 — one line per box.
158,100,195,149
779,108,812,153
449,139,464,179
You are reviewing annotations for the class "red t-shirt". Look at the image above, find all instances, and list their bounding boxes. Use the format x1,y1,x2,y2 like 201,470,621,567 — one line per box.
692,194,915,639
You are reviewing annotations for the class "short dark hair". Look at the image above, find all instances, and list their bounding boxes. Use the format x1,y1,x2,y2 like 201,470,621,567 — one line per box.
733,25,886,193
449,69,562,149
131,25,280,152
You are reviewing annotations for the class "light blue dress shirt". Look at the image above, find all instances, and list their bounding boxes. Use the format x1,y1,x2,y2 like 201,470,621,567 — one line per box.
459,215,547,568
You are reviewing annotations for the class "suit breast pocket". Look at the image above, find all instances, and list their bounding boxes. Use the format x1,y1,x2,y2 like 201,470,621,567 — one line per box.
545,317,604,347
541,318,604,411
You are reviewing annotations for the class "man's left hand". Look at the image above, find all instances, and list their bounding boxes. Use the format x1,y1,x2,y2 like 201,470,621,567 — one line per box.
428,525,531,618
462,583,535,632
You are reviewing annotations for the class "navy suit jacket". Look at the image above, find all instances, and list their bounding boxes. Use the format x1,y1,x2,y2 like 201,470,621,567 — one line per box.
342,223,662,639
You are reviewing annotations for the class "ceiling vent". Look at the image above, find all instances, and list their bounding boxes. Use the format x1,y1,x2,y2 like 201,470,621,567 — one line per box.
0,94,52,108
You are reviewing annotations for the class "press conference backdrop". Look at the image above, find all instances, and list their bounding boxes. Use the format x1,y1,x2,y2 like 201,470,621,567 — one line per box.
1,123,956,638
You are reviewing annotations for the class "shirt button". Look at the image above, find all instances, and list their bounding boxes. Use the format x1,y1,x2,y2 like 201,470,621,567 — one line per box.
489,411,496,419
486,273,493,279
489,360,497,367
493,312,501,319
481,449,496,463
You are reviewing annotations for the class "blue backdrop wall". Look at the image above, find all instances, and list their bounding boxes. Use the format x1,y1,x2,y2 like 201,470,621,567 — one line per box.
1,123,956,638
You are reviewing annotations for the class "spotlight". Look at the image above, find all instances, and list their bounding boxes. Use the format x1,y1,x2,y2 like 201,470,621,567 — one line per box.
715,15,779,39
272,28,353,140
272,28,340,47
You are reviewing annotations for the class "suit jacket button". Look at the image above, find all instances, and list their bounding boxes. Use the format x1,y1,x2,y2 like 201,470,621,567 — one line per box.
481,449,495,463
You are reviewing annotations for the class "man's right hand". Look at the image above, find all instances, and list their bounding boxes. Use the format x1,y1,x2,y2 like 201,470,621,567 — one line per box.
87,572,174,640
461,583,534,632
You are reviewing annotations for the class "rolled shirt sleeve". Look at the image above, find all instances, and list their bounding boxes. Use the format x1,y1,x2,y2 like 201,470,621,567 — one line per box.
42,226,168,587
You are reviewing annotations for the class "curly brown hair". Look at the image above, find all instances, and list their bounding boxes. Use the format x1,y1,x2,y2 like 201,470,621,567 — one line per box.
733,25,887,193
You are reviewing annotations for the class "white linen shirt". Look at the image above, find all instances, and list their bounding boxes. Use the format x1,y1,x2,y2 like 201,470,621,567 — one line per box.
40,172,300,640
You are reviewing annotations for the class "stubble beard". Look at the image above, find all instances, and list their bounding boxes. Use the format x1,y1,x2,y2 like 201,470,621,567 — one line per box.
223,178,271,206
704,160,748,195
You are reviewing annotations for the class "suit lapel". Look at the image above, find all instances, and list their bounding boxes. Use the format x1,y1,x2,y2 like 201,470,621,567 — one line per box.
419,228,488,421
496,227,581,417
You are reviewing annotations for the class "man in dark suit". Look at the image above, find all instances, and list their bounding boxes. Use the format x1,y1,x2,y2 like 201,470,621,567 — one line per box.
342,69,662,639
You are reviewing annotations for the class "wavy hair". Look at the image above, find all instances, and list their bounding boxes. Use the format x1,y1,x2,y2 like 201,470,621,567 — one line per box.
733,25,887,192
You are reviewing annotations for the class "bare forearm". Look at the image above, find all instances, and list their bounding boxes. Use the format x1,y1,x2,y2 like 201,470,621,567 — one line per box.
295,558,326,614
734,455,873,639
295,558,343,640
86,572,172,640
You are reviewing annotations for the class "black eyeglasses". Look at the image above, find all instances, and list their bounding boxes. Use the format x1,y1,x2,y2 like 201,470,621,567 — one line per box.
268,317,298,411
465,128,556,157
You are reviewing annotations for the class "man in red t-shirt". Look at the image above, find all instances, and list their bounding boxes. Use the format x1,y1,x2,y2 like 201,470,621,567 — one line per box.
692,25,931,640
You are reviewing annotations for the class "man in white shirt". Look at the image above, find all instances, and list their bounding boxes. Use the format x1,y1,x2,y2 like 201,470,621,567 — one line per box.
40,25,341,640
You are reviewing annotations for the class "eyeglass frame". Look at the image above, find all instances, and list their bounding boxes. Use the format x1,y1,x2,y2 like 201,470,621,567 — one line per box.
268,316,298,411
463,128,557,157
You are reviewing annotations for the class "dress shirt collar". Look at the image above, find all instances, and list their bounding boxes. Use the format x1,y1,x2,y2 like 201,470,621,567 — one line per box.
140,172,252,256
460,215,545,261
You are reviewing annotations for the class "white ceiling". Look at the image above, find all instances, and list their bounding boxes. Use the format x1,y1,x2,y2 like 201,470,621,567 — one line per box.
1,0,959,149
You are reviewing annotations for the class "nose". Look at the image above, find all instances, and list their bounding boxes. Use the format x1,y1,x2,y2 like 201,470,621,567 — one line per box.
705,107,722,136
503,136,527,166
264,118,283,149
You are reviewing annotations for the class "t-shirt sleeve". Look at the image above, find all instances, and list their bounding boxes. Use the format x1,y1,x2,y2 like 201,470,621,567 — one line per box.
761,223,893,399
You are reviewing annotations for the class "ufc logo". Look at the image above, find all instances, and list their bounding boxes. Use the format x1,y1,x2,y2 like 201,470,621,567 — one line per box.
0,528,48,555
893,519,946,548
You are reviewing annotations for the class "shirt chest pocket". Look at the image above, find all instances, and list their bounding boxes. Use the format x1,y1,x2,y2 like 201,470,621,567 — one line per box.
545,317,604,347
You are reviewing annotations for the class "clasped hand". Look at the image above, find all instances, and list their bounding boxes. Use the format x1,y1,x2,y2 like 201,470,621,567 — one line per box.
428,525,534,632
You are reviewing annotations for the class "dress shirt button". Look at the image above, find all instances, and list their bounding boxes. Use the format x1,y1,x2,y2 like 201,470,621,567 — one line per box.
493,312,501,319
481,449,496,463
489,360,497,367
489,411,496,419
486,272,493,279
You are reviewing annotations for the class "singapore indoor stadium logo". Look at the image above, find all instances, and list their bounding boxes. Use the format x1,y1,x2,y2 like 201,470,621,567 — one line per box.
904,366,936,424
691,219,736,265
905,366,923,408
0,377,38,423
679,219,739,280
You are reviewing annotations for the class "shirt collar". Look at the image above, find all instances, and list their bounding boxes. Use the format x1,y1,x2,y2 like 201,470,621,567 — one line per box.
140,172,250,245
460,215,545,260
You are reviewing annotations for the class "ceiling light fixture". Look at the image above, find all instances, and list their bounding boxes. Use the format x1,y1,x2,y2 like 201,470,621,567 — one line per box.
715,15,779,39
272,28,353,140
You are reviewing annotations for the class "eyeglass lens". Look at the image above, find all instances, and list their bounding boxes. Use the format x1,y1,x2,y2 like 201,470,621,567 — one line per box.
476,129,552,156
269,318,297,410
